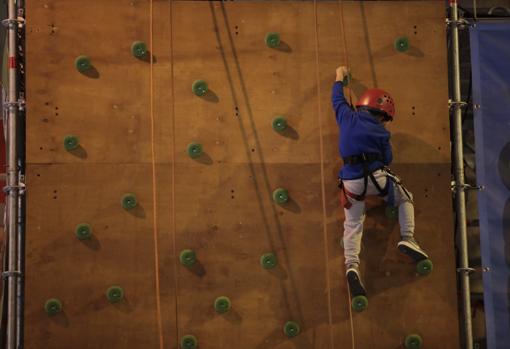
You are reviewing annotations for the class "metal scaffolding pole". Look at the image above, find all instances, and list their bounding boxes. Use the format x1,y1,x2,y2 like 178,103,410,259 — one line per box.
4,0,21,347
449,1,473,348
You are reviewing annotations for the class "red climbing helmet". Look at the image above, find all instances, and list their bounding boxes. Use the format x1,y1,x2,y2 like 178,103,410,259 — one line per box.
355,88,395,121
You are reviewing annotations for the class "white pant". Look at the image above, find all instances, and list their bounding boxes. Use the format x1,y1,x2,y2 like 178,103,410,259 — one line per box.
342,170,415,266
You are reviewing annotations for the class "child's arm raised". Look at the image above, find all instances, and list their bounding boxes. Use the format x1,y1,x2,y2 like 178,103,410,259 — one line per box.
332,66,355,124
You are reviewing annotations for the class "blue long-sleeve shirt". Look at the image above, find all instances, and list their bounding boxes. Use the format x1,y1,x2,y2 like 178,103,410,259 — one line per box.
332,81,392,180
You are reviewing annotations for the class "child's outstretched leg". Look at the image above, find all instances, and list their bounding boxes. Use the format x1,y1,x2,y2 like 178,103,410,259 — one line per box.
393,184,429,261
342,193,367,309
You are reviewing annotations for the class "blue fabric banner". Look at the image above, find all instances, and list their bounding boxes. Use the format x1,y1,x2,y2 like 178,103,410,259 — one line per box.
470,20,510,349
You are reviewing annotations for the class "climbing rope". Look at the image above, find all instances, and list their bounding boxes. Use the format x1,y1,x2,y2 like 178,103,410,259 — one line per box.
168,0,181,347
313,1,335,349
149,0,164,348
337,0,353,106
337,0,356,347
346,282,356,349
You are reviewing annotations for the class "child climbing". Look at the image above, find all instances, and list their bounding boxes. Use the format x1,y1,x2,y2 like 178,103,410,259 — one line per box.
332,66,430,310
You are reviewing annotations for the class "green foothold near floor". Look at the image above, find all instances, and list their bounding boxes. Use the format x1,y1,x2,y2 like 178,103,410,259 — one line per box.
64,135,79,151
272,116,288,132
405,334,423,349
187,143,203,159
260,253,277,269
75,55,91,73
394,36,410,52
75,223,92,240
283,321,300,338
131,41,148,58
180,249,197,267
44,298,62,316
265,32,280,48
180,335,198,349
192,79,208,96
272,188,289,204
416,259,433,276
106,286,124,303
121,193,138,210
351,295,368,312
385,206,398,220
214,296,231,314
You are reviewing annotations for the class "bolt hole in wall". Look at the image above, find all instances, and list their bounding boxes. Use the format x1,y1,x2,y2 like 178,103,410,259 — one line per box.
414,25,418,35
412,106,416,116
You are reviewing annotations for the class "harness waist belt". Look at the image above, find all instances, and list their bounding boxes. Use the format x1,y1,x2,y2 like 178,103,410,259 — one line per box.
342,152,383,165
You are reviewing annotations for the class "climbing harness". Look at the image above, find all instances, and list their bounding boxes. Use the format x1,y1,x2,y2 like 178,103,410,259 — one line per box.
338,153,413,210
338,152,389,209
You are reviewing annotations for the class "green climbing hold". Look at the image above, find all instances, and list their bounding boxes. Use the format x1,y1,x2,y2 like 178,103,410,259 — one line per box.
405,334,423,349
272,116,287,133
106,286,124,303
394,36,410,52
131,41,148,58
180,249,197,267
260,253,278,269
75,55,91,73
187,143,203,159
214,296,231,314
351,295,368,312
44,298,62,316
180,335,198,349
342,72,352,86
265,32,280,48
121,193,138,210
416,259,433,276
192,80,208,96
385,206,398,220
64,135,79,151
75,223,92,240
272,188,289,204
283,321,300,338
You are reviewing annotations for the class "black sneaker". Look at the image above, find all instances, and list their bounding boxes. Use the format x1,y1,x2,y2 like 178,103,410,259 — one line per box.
397,237,429,262
346,265,367,297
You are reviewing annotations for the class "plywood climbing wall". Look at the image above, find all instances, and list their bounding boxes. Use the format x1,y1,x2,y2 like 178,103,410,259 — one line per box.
25,1,459,348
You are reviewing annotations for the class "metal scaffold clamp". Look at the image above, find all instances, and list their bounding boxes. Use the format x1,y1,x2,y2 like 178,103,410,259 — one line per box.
451,182,485,193
1,17,25,29
3,182,26,195
2,270,21,280
3,99,26,112
448,99,468,110
457,267,490,275
445,17,470,29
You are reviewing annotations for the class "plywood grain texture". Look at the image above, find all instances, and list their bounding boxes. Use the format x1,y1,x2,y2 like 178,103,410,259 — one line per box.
25,1,459,348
